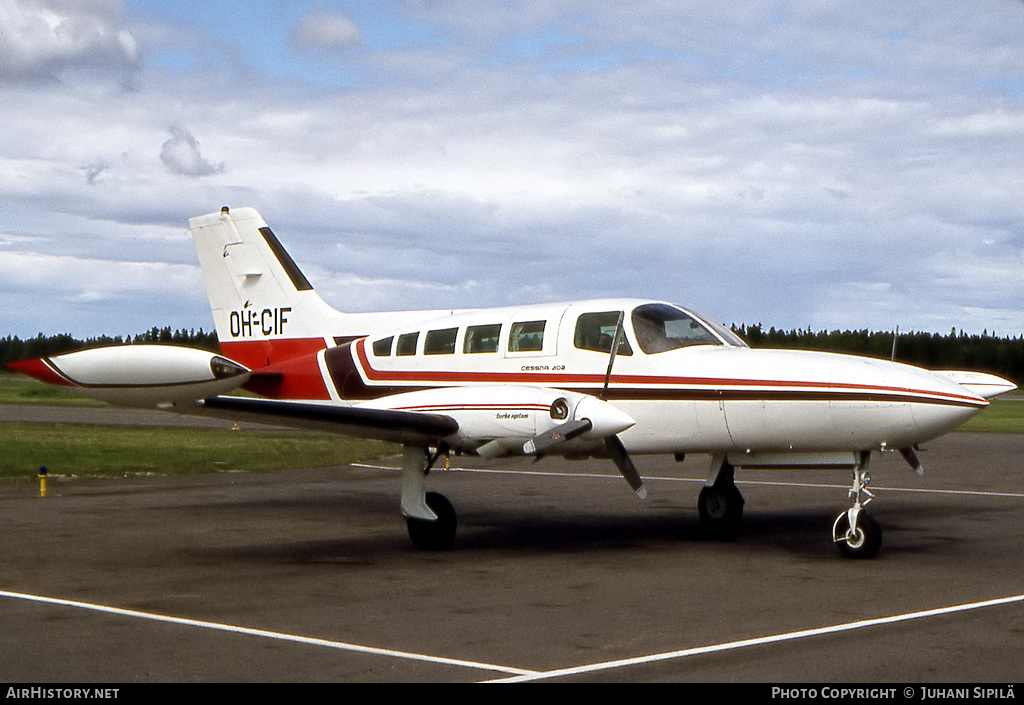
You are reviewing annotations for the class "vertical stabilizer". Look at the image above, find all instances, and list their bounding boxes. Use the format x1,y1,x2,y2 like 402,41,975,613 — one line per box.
189,207,345,369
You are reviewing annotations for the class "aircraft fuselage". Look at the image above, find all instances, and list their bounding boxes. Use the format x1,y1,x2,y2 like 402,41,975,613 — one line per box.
219,297,994,462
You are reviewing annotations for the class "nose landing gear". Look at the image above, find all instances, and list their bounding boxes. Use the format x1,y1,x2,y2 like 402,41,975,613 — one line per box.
832,452,882,558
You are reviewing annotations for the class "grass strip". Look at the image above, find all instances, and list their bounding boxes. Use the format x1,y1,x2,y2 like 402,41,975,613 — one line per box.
0,423,398,481
0,373,104,407
2,375,1021,484
958,398,1024,434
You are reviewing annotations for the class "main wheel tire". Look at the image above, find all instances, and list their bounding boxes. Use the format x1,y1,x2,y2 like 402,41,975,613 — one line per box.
698,484,744,535
834,511,882,559
406,491,457,550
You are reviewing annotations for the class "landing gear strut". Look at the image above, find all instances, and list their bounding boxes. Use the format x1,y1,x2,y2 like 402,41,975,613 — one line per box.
699,456,745,536
401,444,456,550
832,452,882,558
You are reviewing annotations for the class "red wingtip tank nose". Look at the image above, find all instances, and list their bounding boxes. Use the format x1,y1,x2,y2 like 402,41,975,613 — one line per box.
5,358,73,387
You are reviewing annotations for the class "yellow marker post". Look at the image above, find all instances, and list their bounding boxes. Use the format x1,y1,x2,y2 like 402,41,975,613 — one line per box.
38,466,47,498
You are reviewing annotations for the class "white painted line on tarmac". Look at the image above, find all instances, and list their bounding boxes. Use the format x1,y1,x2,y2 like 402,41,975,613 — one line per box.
353,462,1024,499
0,589,538,678
485,593,1024,683
5,590,1023,683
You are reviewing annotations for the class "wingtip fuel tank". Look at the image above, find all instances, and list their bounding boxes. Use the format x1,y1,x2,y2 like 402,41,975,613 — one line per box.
7,345,250,407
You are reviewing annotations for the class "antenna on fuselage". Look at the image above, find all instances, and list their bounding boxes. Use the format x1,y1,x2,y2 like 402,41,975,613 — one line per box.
891,325,899,362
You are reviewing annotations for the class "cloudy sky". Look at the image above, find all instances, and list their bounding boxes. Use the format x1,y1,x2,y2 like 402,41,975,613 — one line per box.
2,1,1024,341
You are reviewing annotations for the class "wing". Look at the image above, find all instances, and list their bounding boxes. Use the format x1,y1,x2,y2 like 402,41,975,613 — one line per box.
186,396,459,445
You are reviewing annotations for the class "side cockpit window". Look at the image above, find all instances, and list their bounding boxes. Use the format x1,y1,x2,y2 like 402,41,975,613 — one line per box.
631,303,721,354
574,311,632,356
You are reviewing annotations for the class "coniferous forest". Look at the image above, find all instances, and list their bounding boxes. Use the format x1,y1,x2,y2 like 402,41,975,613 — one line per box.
733,324,1024,385
2,324,1023,386
0,328,219,368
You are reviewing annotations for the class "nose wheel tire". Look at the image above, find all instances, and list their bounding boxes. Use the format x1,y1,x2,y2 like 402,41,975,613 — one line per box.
833,510,882,559
406,491,457,550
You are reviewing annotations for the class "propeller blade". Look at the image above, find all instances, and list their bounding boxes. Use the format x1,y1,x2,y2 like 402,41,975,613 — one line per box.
605,435,647,499
523,418,593,456
898,446,923,475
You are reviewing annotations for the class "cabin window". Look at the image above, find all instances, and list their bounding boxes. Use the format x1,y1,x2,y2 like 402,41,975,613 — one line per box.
631,303,720,354
372,336,393,357
574,311,633,356
396,332,419,356
424,327,458,355
508,320,546,353
464,324,501,353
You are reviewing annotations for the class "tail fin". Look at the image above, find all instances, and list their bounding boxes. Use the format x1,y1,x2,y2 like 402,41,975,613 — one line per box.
189,207,346,369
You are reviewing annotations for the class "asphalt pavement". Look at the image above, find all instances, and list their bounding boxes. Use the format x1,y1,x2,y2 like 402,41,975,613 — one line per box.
0,405,1022,683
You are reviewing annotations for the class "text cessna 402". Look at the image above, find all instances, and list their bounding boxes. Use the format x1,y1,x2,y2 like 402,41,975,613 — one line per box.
10,207,1016,557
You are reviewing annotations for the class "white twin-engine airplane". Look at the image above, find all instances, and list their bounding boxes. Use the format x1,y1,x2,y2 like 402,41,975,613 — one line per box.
10,207,1017,557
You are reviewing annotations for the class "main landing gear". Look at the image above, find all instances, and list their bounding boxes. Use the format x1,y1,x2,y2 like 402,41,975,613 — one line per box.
698,457,745,536
401,444,457,550
832,452,882,559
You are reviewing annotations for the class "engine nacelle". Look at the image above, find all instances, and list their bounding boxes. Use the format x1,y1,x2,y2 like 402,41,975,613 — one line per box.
356,385,635,455
7,345,250,407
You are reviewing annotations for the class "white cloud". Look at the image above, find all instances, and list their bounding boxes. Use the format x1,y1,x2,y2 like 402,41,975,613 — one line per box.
291,11,362,52
0,0,140,83
3,0,1024,337
0,249,207,335
159,125,223,177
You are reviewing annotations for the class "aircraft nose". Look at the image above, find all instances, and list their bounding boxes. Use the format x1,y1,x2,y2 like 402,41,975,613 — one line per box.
883,363,992,440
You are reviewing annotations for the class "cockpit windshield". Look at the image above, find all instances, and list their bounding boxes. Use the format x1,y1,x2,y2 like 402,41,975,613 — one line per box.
631,303,727,353
695,312,749,348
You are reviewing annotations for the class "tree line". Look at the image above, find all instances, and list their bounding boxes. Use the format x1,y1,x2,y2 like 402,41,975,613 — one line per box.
734,324,1024,385
3,324,1023,385
1,328,219,367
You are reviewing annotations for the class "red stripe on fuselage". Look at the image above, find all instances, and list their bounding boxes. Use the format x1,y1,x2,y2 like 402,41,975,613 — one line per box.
351,339,986,408
232,336,987,408
390,403,552,413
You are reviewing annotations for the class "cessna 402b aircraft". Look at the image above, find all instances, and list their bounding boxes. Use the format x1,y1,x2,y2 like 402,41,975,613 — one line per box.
9,207,1016,557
